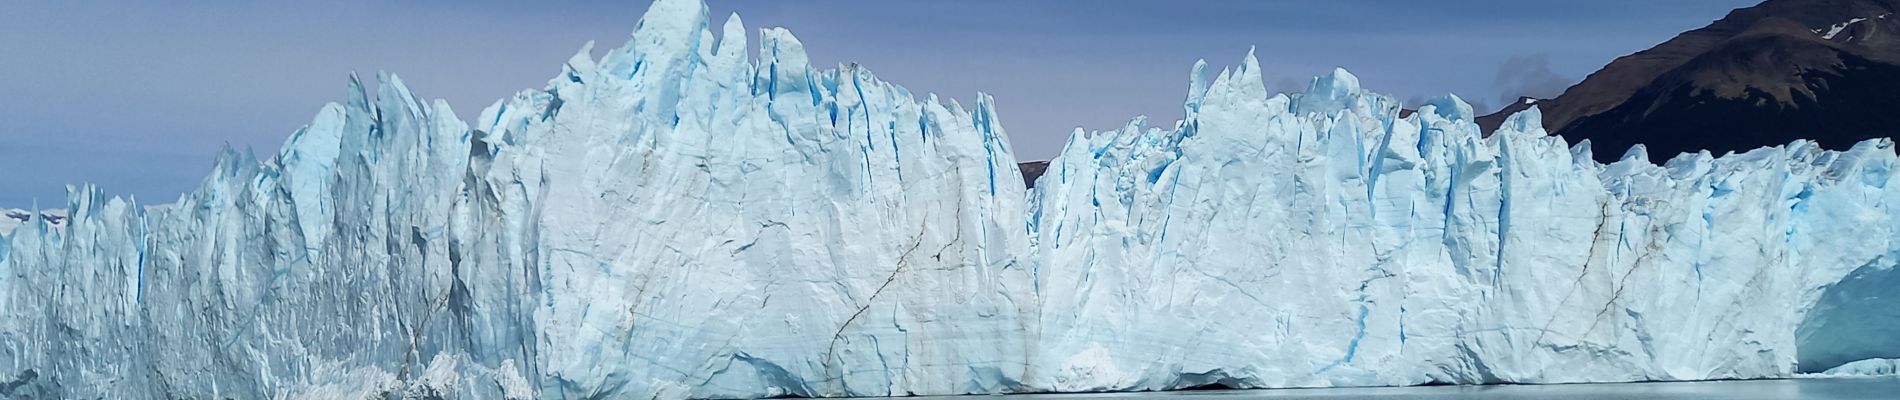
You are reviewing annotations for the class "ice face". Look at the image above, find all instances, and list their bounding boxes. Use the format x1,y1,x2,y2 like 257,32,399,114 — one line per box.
1025,58,1900,390
0,208,66,236
4,0,1900,398
2,1,1030,398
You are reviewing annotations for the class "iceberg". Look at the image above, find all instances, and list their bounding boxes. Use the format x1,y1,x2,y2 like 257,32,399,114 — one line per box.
1807,358,1900,377
5,0,1900,398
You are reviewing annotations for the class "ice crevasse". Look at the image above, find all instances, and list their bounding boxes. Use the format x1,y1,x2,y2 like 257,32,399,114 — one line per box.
5,0,1900,398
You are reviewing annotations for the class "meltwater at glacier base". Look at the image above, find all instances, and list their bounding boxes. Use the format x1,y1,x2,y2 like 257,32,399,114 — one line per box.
6,0,1900,398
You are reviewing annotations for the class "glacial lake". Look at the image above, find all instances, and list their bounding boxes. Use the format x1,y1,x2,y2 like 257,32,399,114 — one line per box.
921,378,1900,399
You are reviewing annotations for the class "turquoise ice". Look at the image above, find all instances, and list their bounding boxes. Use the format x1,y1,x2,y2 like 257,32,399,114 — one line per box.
5,0,1900,398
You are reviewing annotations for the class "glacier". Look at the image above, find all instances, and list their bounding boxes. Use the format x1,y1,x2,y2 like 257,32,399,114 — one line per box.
5,0,1900,398
1808,358,1900,377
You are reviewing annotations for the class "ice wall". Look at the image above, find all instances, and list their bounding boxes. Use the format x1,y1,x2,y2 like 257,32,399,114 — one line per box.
5,0,1900,398
1025,60,1900,391
0,1,1028,398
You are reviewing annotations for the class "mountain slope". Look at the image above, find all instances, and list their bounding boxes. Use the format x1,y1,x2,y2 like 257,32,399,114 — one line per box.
1019,160,1051,188
1486,0,1900,161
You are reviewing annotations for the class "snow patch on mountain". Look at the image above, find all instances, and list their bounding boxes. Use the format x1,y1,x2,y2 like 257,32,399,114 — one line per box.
1815,14,1890,40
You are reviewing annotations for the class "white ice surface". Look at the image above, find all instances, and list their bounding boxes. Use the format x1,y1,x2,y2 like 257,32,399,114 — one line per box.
6,0,1900,398
1806,358,1900,377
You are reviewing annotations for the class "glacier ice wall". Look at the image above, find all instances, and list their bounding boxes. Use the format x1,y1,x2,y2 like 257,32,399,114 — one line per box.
0,1,1029,398
5,0,1900,398
1025,60,1900,391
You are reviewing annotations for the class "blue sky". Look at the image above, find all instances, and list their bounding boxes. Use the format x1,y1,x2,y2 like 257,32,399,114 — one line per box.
0,0,1755,207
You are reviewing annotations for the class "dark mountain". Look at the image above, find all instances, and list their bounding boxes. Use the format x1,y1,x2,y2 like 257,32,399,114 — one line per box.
1478,97,1546,134
1482,0,1900,162
1020,161,1051,189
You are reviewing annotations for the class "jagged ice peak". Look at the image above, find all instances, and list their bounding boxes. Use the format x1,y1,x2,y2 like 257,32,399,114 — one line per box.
6,0,1900,399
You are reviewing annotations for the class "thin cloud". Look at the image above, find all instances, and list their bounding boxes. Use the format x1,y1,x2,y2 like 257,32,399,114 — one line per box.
1272,76,1307,95
1495,54,1573,106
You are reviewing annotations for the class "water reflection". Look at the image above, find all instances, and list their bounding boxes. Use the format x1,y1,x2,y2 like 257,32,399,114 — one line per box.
918,378,1900,399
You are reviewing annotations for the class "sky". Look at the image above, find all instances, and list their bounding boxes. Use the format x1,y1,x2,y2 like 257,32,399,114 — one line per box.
0,0,1757,207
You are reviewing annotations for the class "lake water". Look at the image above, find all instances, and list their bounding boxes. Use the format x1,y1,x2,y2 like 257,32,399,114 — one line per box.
922,378,1900,399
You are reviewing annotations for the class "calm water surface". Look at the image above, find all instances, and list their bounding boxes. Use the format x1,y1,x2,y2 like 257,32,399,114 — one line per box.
921,378,1900,399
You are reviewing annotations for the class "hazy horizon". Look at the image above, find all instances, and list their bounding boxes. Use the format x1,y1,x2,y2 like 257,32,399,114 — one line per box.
0,0,1756,207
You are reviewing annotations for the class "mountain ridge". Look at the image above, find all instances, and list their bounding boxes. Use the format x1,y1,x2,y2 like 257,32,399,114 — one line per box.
1483,0,1900,161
